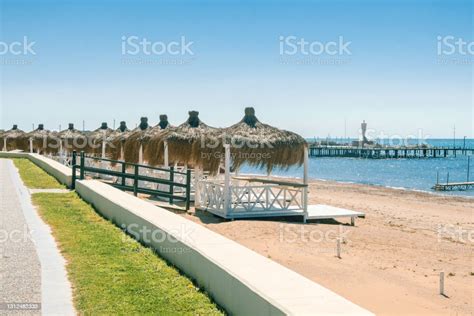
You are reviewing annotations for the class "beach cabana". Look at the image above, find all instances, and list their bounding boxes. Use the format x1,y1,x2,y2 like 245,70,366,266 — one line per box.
121,117,152,164
143,111,222,203
225,107,306,173
94,121,129,157
122,117,150,163
197,107,310,220
87,122,113,155
17,124,51,153
147,111,222,171
1,125,25,151
141,115,173,166
110,120,141,161
52,123,88,155
122,115,171,164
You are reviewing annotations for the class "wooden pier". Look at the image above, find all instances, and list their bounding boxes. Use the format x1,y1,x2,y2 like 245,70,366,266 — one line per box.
308,145,474,159
433,182,474,191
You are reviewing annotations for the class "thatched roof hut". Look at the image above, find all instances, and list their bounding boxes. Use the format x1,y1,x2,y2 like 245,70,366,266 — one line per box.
1,125,25,151
139,115,174,165
110,121,142,161
148,111,222,172
123,115,171,164
120,117,151,163
94,121,129,156
87,122,113,155
17,124,51,153
51,123,88,154
223,107,307,173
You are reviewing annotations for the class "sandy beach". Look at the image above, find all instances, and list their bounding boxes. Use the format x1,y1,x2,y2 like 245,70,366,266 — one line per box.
182,180,474,315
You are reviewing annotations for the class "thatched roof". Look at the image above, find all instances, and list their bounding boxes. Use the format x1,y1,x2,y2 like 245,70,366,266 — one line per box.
223,107,307,173
110,122,142,161
51,123,88,153
2,125,24,138
147,111,222,172
1,125,25,151
94,121,129,156
17,124,51,153
89,122,113,140
120,117,151,163
87,122,114,154
140,115,172,165
123,116,171,164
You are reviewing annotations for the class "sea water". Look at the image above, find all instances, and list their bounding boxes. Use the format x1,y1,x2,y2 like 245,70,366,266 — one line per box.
240,139,474,198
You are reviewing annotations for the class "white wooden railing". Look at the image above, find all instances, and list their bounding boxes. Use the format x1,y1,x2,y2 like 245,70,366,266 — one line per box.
198,179,305,218
48,153,74,166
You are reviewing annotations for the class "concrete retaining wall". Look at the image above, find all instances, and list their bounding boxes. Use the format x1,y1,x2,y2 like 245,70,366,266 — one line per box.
75,180,373,316
0,152,72,188
0,152,28,159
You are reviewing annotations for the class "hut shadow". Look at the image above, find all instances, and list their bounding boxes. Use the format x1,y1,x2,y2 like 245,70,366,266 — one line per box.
191,208,227,224
190,209,350,226
305,218,352,226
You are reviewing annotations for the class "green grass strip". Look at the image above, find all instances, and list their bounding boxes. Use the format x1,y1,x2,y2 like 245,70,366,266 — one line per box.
12,158,64,189
32,193,223,315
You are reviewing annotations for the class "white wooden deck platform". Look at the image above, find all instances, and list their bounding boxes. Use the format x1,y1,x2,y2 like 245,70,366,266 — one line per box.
306,204,365,225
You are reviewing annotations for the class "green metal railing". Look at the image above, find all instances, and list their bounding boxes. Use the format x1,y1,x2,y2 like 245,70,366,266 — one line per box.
71,151,191,210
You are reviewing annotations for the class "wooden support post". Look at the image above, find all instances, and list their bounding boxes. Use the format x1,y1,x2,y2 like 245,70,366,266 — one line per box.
101,130,106,158
194,167,201,206
303,146,309,222
164,141,169,167
439,271,445,296
138,144,143,164
59,140,65,164
223,144,231,216
336,238,341,259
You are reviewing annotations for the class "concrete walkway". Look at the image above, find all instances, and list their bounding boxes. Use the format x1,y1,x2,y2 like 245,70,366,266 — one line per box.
0,159,75,315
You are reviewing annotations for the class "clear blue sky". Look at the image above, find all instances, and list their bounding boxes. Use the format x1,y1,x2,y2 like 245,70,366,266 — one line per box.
0,0,472,138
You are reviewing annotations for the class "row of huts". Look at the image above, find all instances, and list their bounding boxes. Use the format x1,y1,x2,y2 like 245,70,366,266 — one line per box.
1,108,327,221
0,108,307,175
